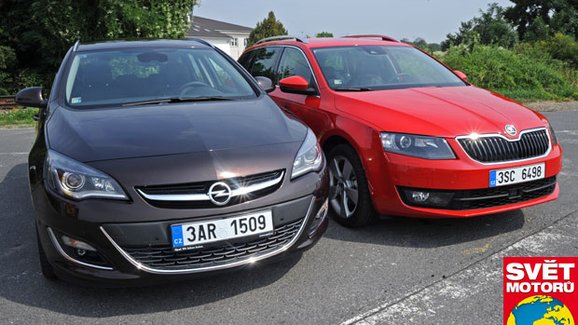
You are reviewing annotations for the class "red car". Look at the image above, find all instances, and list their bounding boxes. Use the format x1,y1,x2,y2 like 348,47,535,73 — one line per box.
239,35,562,227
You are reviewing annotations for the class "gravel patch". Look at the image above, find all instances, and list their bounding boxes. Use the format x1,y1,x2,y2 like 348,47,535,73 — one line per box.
525,101,578,112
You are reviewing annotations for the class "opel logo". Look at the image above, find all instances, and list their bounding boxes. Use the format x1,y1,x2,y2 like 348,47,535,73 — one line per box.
505,124,517,136
208,182,232,206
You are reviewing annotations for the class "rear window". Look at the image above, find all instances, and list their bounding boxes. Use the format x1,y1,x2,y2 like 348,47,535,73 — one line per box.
65,47,256,107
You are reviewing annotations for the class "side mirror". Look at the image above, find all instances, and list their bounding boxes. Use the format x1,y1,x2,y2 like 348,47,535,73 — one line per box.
454,70,468,82
15,87,47,108
279,76,317,96
255,76,275,93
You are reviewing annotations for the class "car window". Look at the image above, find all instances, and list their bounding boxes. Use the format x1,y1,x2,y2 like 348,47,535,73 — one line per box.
237,51,255,70
276,47,314,85
388,49,452,84
65,48,256,107
248,47,281,82
312,46,465,91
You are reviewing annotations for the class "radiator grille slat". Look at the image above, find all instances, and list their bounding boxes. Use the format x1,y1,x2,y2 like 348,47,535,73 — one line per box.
122,218,304,271
458,129,549,163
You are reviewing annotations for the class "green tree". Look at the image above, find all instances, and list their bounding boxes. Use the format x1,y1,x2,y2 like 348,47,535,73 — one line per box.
0,0,197,93
315,32,333,38
442,3,518,50
504,0,578,41
402,38,441,53
0,45,16,95
412,37,429,50
247,11,288,46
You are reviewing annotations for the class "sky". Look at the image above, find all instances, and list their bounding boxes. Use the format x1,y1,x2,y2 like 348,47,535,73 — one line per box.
194,0,514,43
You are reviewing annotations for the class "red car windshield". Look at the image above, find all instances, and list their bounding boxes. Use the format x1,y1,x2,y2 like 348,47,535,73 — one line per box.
312,46,465,91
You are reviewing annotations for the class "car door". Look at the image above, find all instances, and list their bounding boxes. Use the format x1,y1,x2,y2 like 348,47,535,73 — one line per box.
269,47,326,133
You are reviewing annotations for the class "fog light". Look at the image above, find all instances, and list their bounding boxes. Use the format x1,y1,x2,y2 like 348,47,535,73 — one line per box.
315,199,329,220
61,235,97,252
308,199,329,238
411,191,430,202
400,188,454,208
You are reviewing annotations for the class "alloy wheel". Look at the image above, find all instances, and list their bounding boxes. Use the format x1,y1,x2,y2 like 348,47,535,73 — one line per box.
329,156,359,219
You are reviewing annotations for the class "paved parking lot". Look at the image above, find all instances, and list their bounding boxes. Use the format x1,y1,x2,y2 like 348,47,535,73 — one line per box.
1,110,577,324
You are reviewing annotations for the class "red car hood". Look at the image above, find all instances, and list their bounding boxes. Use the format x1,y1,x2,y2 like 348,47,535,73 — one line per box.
334,86,548,138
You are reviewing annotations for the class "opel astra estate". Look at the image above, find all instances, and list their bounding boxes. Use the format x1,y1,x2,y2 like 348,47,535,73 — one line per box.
239,35,562,227
16,39,329,285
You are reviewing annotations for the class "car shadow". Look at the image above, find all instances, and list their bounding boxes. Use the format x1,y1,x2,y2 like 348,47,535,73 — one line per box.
0,162,525,318
0,163,301,317
324,209,525,248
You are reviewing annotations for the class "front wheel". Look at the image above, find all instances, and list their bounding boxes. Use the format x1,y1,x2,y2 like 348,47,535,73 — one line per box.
327,144,374,227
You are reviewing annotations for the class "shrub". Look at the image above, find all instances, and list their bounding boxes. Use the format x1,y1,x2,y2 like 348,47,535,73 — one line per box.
439,44,577,101
516,33,578,67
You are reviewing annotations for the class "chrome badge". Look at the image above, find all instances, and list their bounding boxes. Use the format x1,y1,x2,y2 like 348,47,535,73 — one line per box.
208,182,232,206
505,124,517,136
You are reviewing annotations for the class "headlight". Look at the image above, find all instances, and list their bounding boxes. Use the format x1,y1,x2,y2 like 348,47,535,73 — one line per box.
292,129,323,179
549,125,558,145
44,150,128,200
380,132,455,159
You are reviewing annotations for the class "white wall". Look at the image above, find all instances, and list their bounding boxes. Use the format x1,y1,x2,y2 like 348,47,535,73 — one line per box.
186,37,233,58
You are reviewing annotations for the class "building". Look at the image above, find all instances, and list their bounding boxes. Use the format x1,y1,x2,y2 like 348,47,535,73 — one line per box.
186,16,253,59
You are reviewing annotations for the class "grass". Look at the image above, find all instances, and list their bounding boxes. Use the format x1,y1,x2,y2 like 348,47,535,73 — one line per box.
0,108,38,127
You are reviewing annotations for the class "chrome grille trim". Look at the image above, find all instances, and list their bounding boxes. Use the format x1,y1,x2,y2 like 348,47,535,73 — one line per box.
100,196,315,275
456,128,551,165
136,171,284,202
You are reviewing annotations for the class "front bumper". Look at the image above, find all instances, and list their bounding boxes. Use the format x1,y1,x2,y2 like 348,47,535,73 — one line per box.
34,171,328,286
366,143,562,218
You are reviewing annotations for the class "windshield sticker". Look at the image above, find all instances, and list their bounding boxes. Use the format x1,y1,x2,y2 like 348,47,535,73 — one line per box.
71,97,82,104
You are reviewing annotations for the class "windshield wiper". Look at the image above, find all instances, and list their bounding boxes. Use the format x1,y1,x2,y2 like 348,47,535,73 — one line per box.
333,87,374,92
122,96,232,107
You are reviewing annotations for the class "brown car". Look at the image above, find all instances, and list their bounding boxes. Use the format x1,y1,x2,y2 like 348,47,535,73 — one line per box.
16,39,329,286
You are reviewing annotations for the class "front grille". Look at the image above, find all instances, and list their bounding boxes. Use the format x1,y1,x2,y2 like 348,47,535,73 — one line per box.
121,218,303,270
450,176,556,210
458,129,550,163
137,170,284,209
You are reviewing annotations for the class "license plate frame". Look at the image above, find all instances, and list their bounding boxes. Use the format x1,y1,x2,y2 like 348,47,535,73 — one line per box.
171,210,274,251
489,163,545,187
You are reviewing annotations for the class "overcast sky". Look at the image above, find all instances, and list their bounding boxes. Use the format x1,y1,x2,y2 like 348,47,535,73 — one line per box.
194,0,513,43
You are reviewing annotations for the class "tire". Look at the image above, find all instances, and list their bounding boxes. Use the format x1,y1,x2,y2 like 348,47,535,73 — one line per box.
36,226,57,281
327,144,374,227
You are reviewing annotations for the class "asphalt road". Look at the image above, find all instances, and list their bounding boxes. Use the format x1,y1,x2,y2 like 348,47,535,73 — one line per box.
1,110,577,325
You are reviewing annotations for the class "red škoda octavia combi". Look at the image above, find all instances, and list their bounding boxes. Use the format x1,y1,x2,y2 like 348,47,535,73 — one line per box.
239,35,562,227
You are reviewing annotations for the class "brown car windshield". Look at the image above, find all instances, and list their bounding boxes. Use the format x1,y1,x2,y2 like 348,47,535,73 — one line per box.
65,48,256,107
312,46,465,91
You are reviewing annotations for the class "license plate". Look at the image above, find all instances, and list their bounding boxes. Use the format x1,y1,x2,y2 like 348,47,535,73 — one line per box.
171,210,273,251
489,163,545,187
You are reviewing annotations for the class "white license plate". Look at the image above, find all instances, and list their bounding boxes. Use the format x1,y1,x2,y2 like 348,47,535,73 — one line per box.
171,210,273,251
489,163,545,187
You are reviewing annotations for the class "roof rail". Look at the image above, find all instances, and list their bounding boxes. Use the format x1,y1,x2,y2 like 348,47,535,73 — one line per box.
343,34,399,43
72,40,80,52
256,35,308,44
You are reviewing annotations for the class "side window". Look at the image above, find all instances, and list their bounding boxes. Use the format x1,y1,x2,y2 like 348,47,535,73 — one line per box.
276,47,314,85
248,47,281,81
316,51,350,87
238,51,254,70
